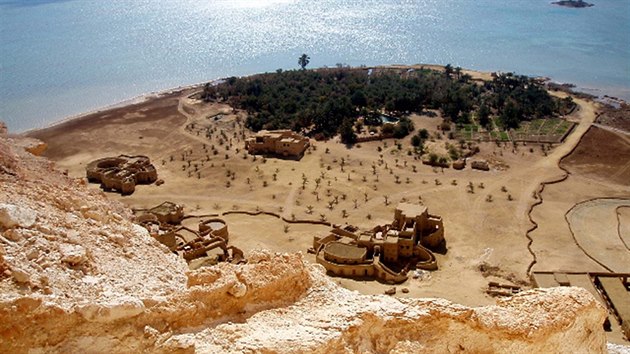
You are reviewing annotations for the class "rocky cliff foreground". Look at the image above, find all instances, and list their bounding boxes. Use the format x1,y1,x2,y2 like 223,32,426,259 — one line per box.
0,129,610,353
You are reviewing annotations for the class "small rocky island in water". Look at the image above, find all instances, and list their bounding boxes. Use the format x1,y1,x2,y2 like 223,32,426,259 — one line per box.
552,0,594,8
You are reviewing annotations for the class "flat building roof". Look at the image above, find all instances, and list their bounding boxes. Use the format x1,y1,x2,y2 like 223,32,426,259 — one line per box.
396,202,428,216
324,242,367,260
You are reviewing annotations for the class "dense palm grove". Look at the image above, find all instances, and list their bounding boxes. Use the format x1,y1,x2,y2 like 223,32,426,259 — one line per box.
202,67,573,142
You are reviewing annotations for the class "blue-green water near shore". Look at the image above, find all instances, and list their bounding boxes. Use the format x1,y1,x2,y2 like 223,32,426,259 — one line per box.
1,0,629,132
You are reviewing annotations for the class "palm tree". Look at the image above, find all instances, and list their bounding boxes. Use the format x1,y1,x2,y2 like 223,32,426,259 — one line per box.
444,64,453,78
298,54,310,70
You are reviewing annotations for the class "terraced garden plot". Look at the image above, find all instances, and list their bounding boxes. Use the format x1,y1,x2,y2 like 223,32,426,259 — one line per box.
454,123,505,142
510,118,575,143
457,118,575,143
456,124,478,140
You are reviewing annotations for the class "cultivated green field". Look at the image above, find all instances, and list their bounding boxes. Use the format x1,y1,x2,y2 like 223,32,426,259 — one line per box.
455,117,574,143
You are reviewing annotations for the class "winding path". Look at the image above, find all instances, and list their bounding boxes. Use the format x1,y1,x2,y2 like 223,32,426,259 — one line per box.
177,97,217,146
524,99,598,274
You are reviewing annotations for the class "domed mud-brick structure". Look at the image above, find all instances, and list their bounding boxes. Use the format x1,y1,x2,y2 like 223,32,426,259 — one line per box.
86,155,157,195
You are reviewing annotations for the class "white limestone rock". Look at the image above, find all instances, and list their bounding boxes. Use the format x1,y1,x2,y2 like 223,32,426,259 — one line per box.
76,296,145,323
0,203,37,229
59,243,87,266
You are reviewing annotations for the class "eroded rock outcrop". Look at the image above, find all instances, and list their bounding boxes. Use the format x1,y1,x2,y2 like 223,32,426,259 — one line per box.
0,127,612,353
167,273,607,354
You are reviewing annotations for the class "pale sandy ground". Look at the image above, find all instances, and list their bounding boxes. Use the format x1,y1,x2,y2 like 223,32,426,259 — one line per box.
26,73,629,344
528,99,630,344
566,199,630,273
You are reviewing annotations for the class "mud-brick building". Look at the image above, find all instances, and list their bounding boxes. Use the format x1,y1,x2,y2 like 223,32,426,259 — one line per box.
313,203,445,284
86,155,157,195
391,203,444,250
148,202,184,224
245,130,309,158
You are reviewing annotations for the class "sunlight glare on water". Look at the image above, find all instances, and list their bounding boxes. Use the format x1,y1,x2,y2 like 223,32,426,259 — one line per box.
0,0,628,132
220,0,298,9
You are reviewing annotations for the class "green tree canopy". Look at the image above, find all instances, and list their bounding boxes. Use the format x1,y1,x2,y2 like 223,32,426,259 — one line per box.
339,118,357,144
477,103,491,128
351,90,368,107
206,66,562,139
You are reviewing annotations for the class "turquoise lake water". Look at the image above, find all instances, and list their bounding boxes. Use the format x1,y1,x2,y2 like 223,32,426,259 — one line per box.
1,0,629,132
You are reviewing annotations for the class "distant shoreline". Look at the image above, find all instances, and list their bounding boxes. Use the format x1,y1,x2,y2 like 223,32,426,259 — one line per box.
19,64,625,136
20,64,466,135
19,84,202,136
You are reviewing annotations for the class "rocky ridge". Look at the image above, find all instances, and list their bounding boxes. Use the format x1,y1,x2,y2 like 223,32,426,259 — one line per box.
0,128,611,353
